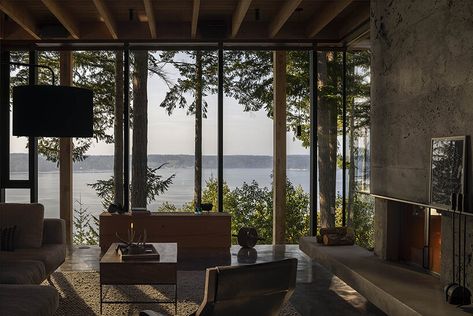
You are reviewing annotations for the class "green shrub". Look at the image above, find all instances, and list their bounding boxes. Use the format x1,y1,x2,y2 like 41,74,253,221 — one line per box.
197,177,309,244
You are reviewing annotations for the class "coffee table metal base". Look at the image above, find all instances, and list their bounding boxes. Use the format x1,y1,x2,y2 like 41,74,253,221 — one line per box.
99,243,179,315
100,283,177,315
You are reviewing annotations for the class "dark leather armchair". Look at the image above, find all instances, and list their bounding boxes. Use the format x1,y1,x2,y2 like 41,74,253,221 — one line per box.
141,258,298,316
196,258,297,316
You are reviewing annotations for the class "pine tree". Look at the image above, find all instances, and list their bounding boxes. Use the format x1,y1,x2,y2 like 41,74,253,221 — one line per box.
73,198,91,245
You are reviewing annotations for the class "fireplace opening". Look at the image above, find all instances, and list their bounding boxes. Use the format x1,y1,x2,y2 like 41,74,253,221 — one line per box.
398,204,441,274
429,209,442,274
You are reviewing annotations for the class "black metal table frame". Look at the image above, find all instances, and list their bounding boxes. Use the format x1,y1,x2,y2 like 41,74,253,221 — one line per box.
100,282,177,315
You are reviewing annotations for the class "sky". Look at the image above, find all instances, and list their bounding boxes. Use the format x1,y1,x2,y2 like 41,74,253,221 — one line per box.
10,54,309,156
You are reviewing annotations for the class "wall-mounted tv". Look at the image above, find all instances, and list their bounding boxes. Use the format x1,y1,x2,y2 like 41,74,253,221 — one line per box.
429,136,466,209
12,85,93,137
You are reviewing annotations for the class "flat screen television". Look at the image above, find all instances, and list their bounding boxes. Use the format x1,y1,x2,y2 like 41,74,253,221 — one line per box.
429,136,466,209
12,85,93,137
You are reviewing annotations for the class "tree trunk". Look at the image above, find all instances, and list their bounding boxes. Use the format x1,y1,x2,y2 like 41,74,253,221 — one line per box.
114,51,124,207
317,52,337,228
362,129,369,191
347,97,356,227
131,51,148,208
194,51,203,210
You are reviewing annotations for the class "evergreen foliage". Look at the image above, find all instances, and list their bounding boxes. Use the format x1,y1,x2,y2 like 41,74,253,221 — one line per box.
192,177,309,244
73,199,98,245
159,51,218,116
88,164,175,209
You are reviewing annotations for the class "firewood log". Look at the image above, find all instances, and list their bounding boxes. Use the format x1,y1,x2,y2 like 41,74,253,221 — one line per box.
323,233,355,246
319,227,354,236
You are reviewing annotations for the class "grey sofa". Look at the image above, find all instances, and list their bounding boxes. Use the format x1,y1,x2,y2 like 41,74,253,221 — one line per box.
0,203,66,316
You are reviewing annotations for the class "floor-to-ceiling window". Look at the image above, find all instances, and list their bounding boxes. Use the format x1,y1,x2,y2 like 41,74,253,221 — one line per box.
6,52,31,204
2,46,372,248
345,51,373,249
222,50,274,243
315,50,373,249
6,51,61,218
71,51,117,245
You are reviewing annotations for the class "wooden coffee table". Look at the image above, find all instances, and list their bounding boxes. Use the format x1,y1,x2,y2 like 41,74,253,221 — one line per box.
100,242,178,314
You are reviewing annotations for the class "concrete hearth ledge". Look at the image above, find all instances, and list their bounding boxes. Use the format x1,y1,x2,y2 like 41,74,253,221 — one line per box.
300,237,472,316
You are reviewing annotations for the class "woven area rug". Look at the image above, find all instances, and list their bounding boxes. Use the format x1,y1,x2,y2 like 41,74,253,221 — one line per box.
46,271,300,316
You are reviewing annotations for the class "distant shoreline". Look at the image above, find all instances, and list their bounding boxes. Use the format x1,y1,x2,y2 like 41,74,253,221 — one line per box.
10,167,310,174
9,154,311,172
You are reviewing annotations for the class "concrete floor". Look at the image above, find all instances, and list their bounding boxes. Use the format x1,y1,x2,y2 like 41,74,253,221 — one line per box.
60,244,384,316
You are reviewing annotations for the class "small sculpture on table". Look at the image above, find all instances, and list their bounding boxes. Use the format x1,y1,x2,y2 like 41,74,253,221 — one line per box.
234,227,263,248
115,223,159,260
234,227,262,264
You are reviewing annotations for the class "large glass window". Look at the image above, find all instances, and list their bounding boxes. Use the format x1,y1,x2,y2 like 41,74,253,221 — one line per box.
315,50,373,250
3,47,372,247
316,51,342,230
9,52,29,181
346,51,373,249
126,50,220,212
72,51,117,244
7,51,61,218
222,50,274,243
145,50,197,211
285,51,311,243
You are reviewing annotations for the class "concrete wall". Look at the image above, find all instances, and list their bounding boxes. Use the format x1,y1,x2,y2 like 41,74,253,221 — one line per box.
371,0,473,287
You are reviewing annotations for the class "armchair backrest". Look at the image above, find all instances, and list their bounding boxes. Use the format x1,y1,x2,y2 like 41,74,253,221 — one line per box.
195,258,298,316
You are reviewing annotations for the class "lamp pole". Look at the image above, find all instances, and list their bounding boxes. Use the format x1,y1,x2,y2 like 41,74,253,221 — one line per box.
28,51,38,203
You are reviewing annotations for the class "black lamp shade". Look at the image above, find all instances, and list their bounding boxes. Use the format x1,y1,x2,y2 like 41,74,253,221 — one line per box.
13,85,94,137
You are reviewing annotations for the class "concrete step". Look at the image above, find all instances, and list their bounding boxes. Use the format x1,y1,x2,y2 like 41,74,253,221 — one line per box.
299,237,472,316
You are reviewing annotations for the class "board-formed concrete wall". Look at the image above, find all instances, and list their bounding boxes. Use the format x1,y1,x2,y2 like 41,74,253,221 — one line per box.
371,0,473,287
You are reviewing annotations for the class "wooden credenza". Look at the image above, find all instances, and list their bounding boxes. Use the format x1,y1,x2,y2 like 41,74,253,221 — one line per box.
99,212,231,259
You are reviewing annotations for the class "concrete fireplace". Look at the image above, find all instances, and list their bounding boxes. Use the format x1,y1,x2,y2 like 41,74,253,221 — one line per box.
371,0,473,289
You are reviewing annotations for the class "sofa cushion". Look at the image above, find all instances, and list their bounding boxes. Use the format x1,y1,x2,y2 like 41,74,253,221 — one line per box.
0,225,16,251
0,203,44,248
43,218,66,245
0,284,59,316
0,260,46,284
0,244,66,275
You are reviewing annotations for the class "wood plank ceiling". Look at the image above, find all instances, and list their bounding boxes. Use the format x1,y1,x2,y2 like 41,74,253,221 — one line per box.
0,0,370,48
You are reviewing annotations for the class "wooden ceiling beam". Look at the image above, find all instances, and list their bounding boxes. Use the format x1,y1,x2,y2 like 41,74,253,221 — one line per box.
143,0,157,39
41,0,80,39
0,0,40,39
191,0,200,39
269,0,303,38
306,0,352,38
338,6,369,39
346,29,369,48
92,0,118,39
231,0,252,38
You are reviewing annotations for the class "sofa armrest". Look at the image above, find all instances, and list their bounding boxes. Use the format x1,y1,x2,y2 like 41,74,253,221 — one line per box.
42,219,66,245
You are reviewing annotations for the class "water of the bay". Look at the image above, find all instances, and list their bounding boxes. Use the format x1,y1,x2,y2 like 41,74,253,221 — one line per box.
6,168,343,218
